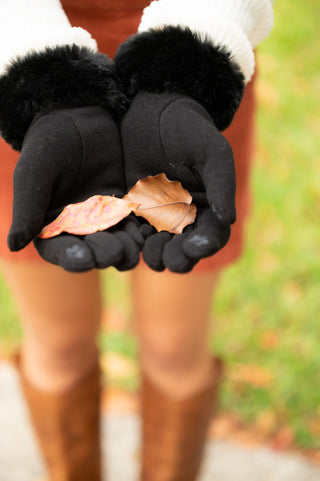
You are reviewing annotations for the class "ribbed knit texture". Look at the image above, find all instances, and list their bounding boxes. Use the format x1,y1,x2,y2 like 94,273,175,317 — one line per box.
0,0,97,75
139,0,274,82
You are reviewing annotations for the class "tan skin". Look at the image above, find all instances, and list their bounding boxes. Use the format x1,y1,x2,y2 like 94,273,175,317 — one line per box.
1,259,220,399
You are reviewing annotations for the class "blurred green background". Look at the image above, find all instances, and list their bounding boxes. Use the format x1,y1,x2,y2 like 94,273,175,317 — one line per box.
0,0,319,450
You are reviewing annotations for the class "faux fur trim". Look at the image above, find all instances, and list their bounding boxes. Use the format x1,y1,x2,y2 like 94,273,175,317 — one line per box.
0,45,128,151
114,26,245,131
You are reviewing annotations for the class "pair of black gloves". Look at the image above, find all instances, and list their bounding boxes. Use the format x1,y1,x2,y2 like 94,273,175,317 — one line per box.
0,27,245,273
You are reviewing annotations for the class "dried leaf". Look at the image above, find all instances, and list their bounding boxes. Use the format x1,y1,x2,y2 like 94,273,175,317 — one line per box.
39,174,197,239
100,353,138,379
210,413,240,439
255,410,278,436
283,281,303,303
230,364,273,387
124,173,197,234
39,195,138,238
307,418,320,436
271,426,295,451
101,308,127,331
102,387,139,415
260,330,280,350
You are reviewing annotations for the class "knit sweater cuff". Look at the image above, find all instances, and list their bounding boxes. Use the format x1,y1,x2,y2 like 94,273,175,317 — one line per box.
138,0,274,83
0,0,97,76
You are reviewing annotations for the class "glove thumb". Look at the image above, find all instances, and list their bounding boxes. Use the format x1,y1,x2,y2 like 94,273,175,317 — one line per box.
8,153,57,251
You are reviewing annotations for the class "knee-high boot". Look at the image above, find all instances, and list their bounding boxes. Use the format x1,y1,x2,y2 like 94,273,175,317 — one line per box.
16,356,101,481
141,356,223,481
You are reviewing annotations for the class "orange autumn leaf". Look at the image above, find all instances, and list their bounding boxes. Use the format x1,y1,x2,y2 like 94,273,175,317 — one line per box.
255,410,278,437
39,195,138,238
307,418,320,437
271,426,295,451
100,353,138,379
229,364,273,387
39,174,197,239
125,173,197,234
260,330,280,351
101,308,127,331
102,387,139,415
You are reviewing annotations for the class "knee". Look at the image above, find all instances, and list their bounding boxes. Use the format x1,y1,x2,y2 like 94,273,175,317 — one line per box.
25,330,99,373
49,337,98,369
139,326,205,374
21,328,100,392
23,307,101,370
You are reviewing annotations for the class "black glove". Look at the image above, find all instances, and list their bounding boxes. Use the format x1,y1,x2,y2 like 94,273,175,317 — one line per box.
9,106,143,272
0,45,143,272
121,92,234,272
115,26,245,272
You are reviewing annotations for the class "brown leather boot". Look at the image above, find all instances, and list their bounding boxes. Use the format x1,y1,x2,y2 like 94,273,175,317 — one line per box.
141,357,224,481
16,356,101,481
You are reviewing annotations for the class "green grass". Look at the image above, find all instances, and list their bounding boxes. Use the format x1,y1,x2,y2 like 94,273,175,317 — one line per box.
0,271,22,354
0,0,319,449
212,0,320,448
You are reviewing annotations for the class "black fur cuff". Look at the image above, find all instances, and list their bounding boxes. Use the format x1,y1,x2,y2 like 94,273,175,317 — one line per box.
114,26,245,131
0,45,128,151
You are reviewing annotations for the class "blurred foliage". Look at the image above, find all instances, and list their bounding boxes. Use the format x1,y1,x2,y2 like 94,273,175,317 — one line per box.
0,273,22,354
213,0,320,449
0,0,319,450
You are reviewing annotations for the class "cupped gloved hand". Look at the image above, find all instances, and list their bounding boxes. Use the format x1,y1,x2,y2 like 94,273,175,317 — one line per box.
114,26,245,273
121,91,235,273
0,45,144,272
8,106,143,272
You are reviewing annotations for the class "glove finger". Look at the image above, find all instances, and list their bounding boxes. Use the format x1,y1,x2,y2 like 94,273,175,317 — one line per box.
8,150,60,252
84,231,124,269
139,223,156,239
182,210,231,260
142,231,172,272
118,217,145,248
33,235,96,273
162,234,197,273
113,231,140,271
160,99,236,226
200,137,236,226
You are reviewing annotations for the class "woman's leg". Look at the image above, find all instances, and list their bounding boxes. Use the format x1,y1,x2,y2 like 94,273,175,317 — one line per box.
132,262,222,481
132,262,220,399
1,260,102,392
1,260,103,481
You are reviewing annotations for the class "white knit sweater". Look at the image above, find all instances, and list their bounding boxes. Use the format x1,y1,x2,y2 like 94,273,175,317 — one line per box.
0,0,274,82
